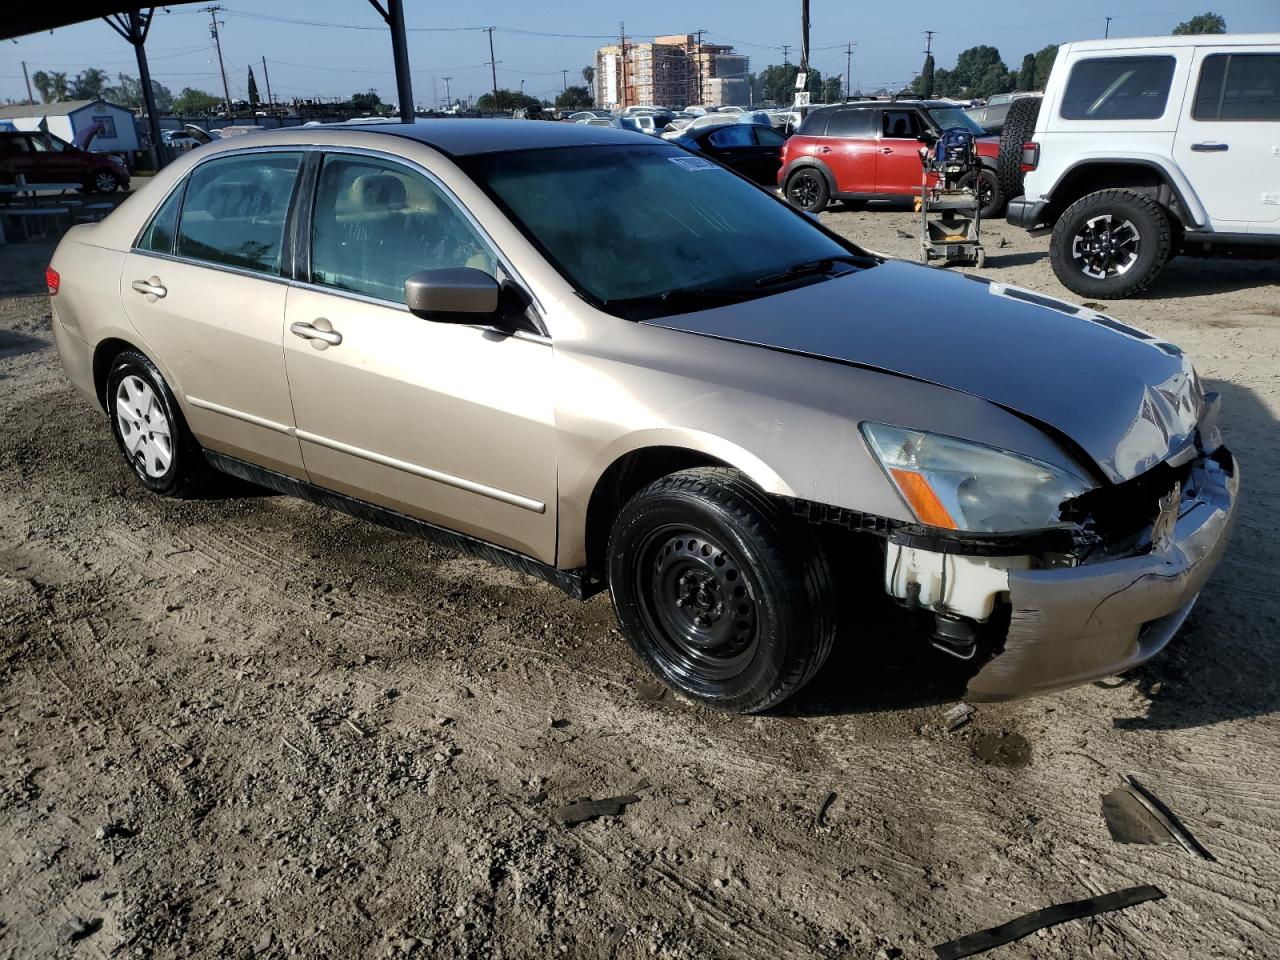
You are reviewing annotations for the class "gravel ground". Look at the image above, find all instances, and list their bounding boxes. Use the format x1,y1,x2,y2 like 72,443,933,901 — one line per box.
1,205,1278,960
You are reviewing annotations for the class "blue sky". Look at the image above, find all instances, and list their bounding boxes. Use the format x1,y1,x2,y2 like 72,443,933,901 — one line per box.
3,1,1278,106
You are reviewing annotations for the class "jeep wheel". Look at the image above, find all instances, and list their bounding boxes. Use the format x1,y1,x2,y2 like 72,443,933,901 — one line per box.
785,169,829,213
997,96,1041,203
1050,189,1172,299
959,168,1004,219
608,468,837,713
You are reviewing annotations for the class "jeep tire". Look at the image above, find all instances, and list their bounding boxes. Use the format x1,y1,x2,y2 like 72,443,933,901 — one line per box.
997,96,1041,204
1049,189,1172,299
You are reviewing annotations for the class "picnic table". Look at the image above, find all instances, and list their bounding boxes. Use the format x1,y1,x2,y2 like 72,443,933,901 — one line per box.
0,176,95,244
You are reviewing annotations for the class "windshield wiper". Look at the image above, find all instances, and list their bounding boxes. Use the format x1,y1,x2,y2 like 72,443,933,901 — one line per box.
754,254,873,288
605,284,762,313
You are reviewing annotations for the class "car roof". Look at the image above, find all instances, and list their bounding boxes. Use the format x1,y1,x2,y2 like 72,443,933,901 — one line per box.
1062,31,1280,52
814,100,954,113
298,118,652,157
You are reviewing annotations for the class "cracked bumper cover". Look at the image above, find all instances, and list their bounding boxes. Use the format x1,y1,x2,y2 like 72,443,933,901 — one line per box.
966,451,1239,701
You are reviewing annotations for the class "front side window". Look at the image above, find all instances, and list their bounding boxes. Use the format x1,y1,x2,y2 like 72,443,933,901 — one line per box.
881,111,922,138
175,151,302,274
137,183,185,255
753,126,787,146
461,144,867,318
1060,56,1176,120
1193,53,1280,121
29,135,67,153
310,154,495,303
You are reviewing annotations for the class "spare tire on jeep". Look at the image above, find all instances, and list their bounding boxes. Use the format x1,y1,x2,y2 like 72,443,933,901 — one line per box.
997,96,1041,204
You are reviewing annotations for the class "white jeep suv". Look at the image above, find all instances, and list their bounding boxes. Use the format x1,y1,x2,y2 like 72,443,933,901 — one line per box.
1006,33,1280,298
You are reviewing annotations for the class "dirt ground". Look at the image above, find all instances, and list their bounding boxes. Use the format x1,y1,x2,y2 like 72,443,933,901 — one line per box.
2,202,1279,960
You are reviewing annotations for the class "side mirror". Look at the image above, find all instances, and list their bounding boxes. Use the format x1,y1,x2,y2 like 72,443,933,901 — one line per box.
917,132,938,144
404,268,500,319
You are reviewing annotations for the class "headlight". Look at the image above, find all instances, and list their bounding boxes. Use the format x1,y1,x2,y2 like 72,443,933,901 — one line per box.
861,423,1091,533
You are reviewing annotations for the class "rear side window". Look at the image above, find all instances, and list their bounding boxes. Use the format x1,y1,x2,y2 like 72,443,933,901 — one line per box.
1060,56,1176,120
175,152,302,275
1193,53,1280,120
826,109,877,137
309,154,495,303
136,183,185,255
706,125,755,147
796,110,831,137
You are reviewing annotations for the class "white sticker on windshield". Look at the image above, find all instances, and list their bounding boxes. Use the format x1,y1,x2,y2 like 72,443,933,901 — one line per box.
668,155,718,171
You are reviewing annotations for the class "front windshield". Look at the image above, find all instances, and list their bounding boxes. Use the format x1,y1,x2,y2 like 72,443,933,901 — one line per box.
462,144,867,319
928,108,986,135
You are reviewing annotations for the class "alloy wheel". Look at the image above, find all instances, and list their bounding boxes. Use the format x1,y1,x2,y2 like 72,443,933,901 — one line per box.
1071,214,1140,280
789,173,820,210
634,525,759,683
115,375,173,478
94,172,117,193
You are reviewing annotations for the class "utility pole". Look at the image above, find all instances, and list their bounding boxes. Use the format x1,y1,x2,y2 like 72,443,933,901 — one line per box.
485,26,499,102
845,43,855,101
21,61,34,104
924,30,934,56
261,55,274,111
443,76,453,109
694,28,705,107
620,22,628,108
799,0,810,73
561,69,569,93
201,5,233,117
1104,16,1113,38
781,44,790,66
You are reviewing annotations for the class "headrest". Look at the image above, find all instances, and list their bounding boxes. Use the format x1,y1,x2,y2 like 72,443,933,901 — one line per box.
349,173,407,211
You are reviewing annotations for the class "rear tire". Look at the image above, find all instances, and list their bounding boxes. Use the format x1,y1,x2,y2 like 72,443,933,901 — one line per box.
106,350,212,498
608,468,837,713
997,96,1041,204
1049,189,1171,299
959,167,1005,219
785,168,830,213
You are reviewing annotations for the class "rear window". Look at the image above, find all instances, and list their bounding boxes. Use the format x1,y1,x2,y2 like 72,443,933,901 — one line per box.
825,109,877,137
1193,53,1280,120
1060,56,1176,120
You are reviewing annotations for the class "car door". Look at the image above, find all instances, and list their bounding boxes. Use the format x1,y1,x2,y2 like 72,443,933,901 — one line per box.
702,124,758,178
1174,47,1280,227
876,109,927,195
749,125,787,186
282,151,557,562
119,149,307,475
819,108,878,194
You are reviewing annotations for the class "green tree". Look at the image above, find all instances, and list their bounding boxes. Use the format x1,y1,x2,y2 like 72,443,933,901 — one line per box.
755,64,824,105
1173,12,1226,34
106,74,173,111
173,87,221,115
581,65,595,88
350,89,383,112
247,66,259,109
1032,45,1058,90
821,75,844,103
70,67,110,100
916,53,936,98
555,85,593,110
952,46,1011,96
1017,53,1036,91
31,70,70,102
475,89,542,113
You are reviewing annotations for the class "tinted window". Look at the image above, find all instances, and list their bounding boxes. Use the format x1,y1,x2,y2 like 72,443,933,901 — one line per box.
753,126,787,146
1193,53,1280,121
310,154,495,303
1060,56,1175,120
706,125,755,147
825,109,876,137
137,183,185,255
175,152,301,274
881,110,923,138
796,110,830,136
0,136,30,153
461,144,860,317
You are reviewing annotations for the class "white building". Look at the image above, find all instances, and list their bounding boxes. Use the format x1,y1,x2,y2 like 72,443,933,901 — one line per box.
0,99,139,153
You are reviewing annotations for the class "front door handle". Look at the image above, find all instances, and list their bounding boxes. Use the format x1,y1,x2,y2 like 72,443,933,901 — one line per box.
130,277,167,300
818,145,832,153
290,318,343,349
881,147,893,154
1190,142,1229,152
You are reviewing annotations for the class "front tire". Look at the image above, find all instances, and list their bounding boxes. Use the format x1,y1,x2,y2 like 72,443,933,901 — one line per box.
1049,189,1172,299
785,168,830,214
87,170,121,194
106,350,211,497
608,468,837,713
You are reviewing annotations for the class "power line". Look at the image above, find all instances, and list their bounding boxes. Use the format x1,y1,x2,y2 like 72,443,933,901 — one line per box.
199,5,233,110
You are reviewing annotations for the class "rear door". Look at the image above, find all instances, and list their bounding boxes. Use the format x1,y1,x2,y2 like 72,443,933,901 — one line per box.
703,124,758,179
119,149,306,474
749,125,787,186
875,109,926,195
1173,47,1280,226
821,108,878,194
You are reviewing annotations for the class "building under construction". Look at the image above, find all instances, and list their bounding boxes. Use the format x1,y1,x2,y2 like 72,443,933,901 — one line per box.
594,34,749,109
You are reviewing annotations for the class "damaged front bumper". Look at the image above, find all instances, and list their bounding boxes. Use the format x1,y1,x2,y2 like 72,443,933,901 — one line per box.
966,450,1239,700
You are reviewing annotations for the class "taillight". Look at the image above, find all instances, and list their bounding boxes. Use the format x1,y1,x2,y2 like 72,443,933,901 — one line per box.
1020,141,1040,173
46,266,60,296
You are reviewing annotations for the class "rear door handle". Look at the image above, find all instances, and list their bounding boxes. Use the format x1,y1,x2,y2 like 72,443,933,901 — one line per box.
290,319,343,349
1190,142,1229,152
881,147,893,154
130,277,166,300
818,145,831,153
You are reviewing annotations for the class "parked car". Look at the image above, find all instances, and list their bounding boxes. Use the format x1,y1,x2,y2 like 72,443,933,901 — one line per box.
47,121,1238,712
0,129,129,193
161,130,202,154
1007,33,1280,298
672,121,787,185
778,100,1004,217
964,92,1043,135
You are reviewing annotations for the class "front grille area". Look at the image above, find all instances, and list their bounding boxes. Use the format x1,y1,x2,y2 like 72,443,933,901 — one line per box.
1060,457,1191,549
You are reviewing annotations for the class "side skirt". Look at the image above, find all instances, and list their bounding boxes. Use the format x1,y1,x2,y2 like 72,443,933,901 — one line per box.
204,450,605,601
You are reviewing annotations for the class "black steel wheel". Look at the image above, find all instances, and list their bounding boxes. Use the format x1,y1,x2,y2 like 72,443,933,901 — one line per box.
785,168,829,213
608,468,837,713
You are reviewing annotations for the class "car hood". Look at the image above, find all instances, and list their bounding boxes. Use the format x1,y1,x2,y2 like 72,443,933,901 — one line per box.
645,260,1201,484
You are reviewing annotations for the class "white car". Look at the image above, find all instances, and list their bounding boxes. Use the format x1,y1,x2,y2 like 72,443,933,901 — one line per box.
1007,32,1280,297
